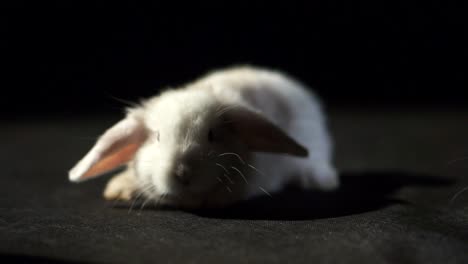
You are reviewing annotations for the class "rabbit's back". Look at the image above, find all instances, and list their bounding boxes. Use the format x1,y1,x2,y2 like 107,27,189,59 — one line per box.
195,66,338,196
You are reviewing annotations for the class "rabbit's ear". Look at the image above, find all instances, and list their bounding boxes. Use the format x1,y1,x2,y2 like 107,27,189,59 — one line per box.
69,116,148,182
225,107,308,157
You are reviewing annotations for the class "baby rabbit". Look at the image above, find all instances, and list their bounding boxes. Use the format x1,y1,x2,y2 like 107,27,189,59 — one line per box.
69,66,338,208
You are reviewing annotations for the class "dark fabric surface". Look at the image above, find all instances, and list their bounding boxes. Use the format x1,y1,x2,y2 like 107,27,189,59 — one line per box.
1,109,468,263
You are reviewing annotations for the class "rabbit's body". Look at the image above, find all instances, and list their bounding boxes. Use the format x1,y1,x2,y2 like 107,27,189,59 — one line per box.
190,67,338,196
69,66,338,208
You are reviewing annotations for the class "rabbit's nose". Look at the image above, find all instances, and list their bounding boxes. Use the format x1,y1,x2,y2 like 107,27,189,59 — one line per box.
175,164,190,186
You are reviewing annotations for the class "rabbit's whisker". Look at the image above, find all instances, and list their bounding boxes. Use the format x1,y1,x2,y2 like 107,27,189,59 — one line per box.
215,105,239,117
247,163,265,176
138,197,152,214
107,94,139,107
223,173,234,184
128,184,153,213
450,186,468,204
258,186,273,198
215,163,230,174
230,166,248,184
128,194,141,214
218,152,246,164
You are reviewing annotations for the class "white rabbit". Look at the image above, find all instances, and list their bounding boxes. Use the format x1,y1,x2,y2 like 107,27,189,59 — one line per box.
69,66,338,208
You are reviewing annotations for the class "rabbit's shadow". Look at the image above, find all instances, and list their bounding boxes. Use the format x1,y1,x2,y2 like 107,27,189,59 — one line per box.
191,171,453,220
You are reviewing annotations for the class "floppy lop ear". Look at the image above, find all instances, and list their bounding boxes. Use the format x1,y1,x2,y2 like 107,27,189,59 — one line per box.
225,107,308,157
69,115,148,182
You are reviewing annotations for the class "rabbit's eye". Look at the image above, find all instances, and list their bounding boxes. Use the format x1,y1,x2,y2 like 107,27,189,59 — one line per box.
208,129,214,142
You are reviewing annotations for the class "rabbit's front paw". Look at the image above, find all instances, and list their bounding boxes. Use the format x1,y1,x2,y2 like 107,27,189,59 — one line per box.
103,170,137,201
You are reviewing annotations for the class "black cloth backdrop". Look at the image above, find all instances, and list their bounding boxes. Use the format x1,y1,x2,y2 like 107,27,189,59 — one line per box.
2,2,468,263
1,111,468,263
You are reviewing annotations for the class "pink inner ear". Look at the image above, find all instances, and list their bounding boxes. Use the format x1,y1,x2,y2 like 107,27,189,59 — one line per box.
81,143,141,180
69,115,149,182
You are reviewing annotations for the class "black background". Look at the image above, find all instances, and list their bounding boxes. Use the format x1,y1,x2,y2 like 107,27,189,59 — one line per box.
2,3,468,263
2,1,467,117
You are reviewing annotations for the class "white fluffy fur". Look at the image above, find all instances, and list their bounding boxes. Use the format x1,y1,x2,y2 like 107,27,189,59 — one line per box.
190,67,338,195
69,66,338,208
